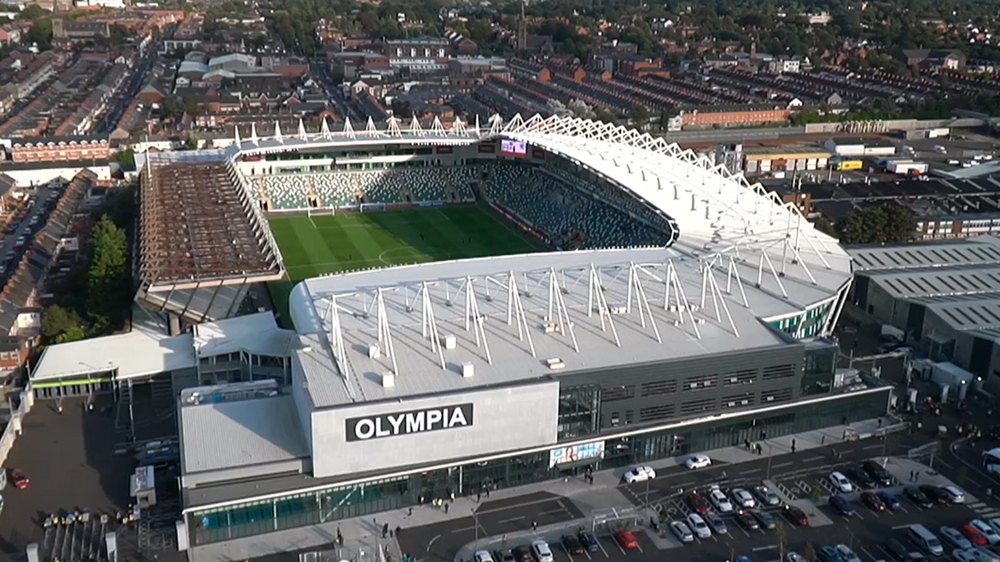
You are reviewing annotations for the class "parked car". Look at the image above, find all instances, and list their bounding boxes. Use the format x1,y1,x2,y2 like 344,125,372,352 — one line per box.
884,539,913,561
623,466,656,484
731,488,756,509
512,546,533,562
861,491,886,511
687,513,712,539
561,535,585,555
753,485,780,506
577,531,599,552
686,490,711,515
818,545,845,562
961,524,990,546
941,527,974,550
751,510,776,530
836,544,863,562
615,530,639,550
829,495,855,516
943,486,966,504
920,485,951,504
735,510,759,531
705,512,728,534
685,454,712,470
846,467,876,489
670,521,695,543
531,541,553,562
971,520,1000,544
784,504,809,526
475,551,495,562
878,490,903,510
495,549,516,562
10,470,29,489
709,486,734,513
829,471,854,493
787,554,808,562
904,487,934,509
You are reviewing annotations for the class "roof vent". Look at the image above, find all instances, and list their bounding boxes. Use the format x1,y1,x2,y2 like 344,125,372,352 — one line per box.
442,334,457,350
546,357,565,370
461,362,475,378
380,372,395,388
367,345,381,359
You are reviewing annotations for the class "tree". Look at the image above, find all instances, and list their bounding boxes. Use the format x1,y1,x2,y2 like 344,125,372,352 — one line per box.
775,521,789,560
804,542,817,562
41,305,83,342
55,326,86,343
112,148,135,166
837,204,917,245
630,104,650,129
810,485,823,502
86,216,130,333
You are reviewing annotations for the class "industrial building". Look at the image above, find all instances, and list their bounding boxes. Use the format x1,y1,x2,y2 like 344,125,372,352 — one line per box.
741,145,832,176
823,137,897,158
850,236,1000,393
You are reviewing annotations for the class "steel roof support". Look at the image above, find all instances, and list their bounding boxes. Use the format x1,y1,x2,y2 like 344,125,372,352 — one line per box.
726,256,751,307
629,263,661,344
431,116,446,135
233,125,241,147
666,261,701,339
419,283,446,370
547,268,579,352
386,116,402,136
489,114,505,136
506,271,536,356
452,116,466,134
410,115,423,135
588,265,621,347
463,277,493,364
365,117,377,135
704,266,739,337
274,121,283,143
298,118,308,141
320,117,331,139
344,118,355,138
375,288,399,376
250,123,258,145
327,295,348,376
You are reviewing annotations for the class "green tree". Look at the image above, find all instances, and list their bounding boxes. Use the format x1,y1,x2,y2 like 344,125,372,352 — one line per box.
86,216,130,333
810,485,823,502
837,204,917,245
630,104,650,129
41,304,83,342
55,326,87,343
775,521,789,559
113,148,135,166
804,542,817,562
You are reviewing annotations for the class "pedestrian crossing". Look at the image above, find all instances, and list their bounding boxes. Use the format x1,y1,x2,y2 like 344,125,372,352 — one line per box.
967,501,1000,520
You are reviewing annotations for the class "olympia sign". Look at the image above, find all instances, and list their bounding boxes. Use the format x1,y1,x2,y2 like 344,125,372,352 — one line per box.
346,403,474,442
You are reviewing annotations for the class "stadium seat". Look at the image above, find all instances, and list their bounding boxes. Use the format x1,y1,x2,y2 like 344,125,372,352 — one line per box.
481,163,674,249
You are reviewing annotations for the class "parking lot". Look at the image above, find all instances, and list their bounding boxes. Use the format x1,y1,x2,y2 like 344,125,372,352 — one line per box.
0,396,133,559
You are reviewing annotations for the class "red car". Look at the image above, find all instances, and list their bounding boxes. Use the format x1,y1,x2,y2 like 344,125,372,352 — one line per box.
10,469,28,489
686,490,711,515
861,491,885,511
961,524,989,546
10,470,27,489
783,504,809,526
615,530,639,550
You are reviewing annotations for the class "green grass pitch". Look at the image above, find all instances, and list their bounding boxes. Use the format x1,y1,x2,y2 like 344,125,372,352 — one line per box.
267,206,545,324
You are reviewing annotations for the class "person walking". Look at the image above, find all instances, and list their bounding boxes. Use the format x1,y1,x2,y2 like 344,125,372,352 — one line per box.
532,520,537,532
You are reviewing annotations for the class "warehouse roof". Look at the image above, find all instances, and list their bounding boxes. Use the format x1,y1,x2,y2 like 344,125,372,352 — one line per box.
851,237,1000,272
180,395,309,474
193,311,298,358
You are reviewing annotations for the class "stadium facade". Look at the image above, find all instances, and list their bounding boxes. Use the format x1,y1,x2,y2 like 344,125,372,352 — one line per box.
39,115,891,557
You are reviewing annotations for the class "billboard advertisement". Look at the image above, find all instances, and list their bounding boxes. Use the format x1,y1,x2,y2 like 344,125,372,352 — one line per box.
549,441,605,468
501,139,528,157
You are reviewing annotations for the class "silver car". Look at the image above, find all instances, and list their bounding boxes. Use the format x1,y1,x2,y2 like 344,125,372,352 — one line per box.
754,485,781,506
705,512,728,535
670,521,695,543
941,526,973,550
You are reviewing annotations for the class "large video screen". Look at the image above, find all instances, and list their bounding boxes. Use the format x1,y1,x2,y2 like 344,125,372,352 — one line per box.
501,139,528,156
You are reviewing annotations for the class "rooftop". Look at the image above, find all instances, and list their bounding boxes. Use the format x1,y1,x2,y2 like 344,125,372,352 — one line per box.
137,152,284,319
193,311,298,358
851,237,1000,272
180,395,309,474
31,330,196,383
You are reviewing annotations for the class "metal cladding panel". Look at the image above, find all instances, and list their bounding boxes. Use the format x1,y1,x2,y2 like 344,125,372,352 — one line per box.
559,344,804,428
310,380,560,478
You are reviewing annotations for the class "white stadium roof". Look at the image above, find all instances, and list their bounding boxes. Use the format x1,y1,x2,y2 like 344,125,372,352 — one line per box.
229,113,855,408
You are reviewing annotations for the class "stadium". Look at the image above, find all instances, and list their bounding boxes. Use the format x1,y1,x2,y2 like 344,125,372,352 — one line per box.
31,114,892,558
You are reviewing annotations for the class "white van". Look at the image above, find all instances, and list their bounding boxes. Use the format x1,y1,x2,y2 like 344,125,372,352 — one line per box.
908,524,944,556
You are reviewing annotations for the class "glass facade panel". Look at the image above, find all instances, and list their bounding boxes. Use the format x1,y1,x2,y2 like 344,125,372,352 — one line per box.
802,342,837,396
187,389,889,546
558,384,601,439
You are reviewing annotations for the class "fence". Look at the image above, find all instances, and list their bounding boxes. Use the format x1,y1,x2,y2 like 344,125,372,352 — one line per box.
803,117,987,134
0,386,35,467
300,543,389,562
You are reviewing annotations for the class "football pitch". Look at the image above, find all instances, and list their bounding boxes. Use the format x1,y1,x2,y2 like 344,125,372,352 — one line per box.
267,206,545,324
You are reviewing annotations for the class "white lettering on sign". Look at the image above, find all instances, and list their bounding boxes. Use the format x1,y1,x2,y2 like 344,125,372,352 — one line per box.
346,404,474,442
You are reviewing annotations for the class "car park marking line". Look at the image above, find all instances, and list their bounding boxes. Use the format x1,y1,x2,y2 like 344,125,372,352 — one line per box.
858,545,880,561
426,534,441,552
499,516,525,524
736,525,751,538
596,539,610,558
613,539,626,555
772,462,794,469
538,508,568,516
478,497,570,516
863,444,884,451
934,456,955,469
739,469,762,475
753,546,779,552
891,525,910,529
